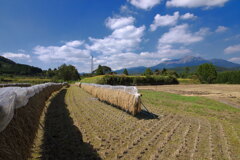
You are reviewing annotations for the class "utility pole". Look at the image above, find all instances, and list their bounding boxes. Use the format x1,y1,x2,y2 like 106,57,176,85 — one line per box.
91,55,93,73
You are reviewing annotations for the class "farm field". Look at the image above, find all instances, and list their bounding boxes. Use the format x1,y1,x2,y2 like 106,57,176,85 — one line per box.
138,84,240,109
31,85,240,160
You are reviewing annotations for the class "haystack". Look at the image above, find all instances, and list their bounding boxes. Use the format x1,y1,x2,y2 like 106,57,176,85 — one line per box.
81,83,141,115
0,83,64,160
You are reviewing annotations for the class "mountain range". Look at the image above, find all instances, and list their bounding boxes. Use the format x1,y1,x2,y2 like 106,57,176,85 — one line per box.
115,56,240,74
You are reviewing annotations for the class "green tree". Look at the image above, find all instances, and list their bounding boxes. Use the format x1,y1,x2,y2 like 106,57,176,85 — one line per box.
46,68,57,78
154,69,160,75
94,65,112,75
166,70,179,78
197,63,217,84
123,68,129,75
96,65,104,75
161,68,167,75
102,66,112,74
144,68,153,76
57,64,80,81
185,67,190,74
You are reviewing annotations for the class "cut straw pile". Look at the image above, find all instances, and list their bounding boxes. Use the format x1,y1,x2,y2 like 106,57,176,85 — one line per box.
80,83,141,115
0,83,65,160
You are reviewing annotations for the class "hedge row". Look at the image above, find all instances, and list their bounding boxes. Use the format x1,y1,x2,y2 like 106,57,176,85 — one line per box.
97,75,179,85
215,71,240,84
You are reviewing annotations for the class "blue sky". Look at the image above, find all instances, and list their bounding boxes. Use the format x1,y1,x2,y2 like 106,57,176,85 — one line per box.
0,0,240,72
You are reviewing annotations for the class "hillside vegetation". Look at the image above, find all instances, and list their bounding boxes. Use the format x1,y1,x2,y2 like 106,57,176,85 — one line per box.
81,75,179,85
0,56,42,75
216,71,240,84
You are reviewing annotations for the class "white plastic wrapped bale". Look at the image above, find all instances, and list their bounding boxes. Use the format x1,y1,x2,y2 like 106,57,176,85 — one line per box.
0,83,64,160
0,89,16,133
0,83,31,88
80,83,141,115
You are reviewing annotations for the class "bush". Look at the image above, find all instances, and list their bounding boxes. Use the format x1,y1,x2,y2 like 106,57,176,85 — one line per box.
98,75,178,85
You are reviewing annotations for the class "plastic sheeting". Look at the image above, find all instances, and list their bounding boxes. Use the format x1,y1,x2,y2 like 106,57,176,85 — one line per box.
0,90,16,133
0,83,63,132
0,83,31,88
81,83,139,96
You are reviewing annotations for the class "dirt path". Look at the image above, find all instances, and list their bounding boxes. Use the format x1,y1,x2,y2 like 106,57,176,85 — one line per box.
31,85,240,160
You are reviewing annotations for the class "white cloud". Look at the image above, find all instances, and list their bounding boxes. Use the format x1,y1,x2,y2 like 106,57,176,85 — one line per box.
105,16,135,30
224,44,240,54
65,40,84,47
87,16,145,55
157,44,191,57
215,26,228,33
166,0,229,8
95,52,165,70
158,24,207,45
180,13,197,20
140,45,191,59
150,12,197,31
2,52,31,59
92,44,191,70
120,5,137,15
33,40,90,63
229,57,240,63
128,0,162,10
225,34,240,41
150,12,180,31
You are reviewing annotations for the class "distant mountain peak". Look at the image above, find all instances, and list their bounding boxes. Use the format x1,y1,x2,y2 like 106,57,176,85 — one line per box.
180,55,206,63
115,56,240,74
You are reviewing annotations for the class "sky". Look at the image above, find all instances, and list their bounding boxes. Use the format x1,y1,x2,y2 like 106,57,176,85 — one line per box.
0,0,240,73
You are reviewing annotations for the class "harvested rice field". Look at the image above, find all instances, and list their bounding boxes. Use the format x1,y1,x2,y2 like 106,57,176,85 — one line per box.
138,84,240,109
31,85,240,160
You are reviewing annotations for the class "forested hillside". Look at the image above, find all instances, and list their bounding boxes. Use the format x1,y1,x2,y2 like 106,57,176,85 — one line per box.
0,56,42,75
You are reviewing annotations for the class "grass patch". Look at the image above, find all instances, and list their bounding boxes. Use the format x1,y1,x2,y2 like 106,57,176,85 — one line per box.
140,89,240,122
80,75,105,84
177,78,200,84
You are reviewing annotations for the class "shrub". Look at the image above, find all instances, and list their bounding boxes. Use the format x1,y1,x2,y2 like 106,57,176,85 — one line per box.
98,75,178,85
216,71,240,84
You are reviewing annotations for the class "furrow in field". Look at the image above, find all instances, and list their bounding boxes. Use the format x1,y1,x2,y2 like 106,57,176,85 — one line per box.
112,114,177,160
189,120,201,160
210,121,226,159
219,122,232,160
67,88,104,147
208,122,214,160
171,123,192,159
150,119,182,160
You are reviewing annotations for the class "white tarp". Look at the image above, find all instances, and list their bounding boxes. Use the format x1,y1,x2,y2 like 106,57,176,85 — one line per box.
0,83,64,132
0,83,31,88
81,83,139,95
